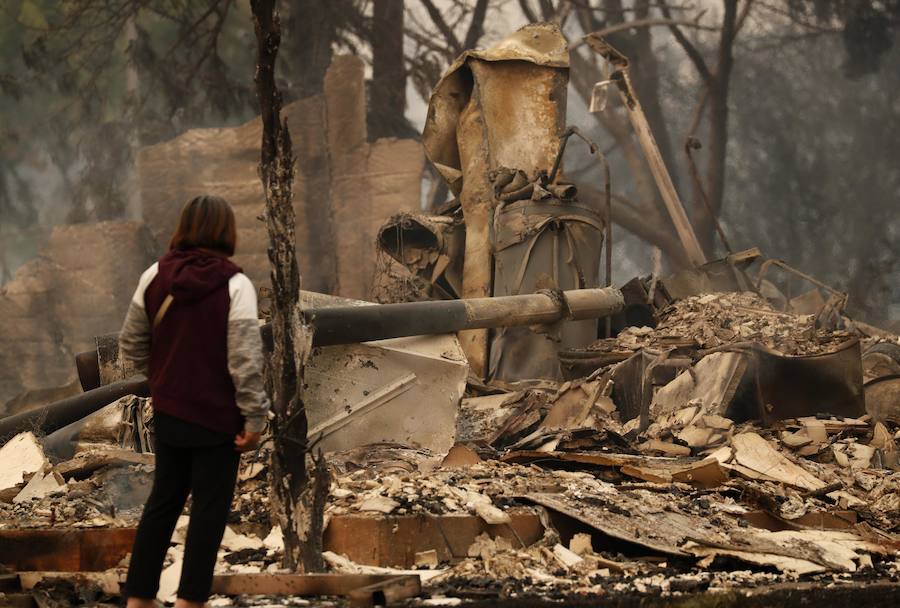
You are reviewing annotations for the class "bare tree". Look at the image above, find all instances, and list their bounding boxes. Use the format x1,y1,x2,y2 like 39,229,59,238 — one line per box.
505,1,688,265
3,0,256,222
723,7,900,322
281,0,369,100
515,1,753,264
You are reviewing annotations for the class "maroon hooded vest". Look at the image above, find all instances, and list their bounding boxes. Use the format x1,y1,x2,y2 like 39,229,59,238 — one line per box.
144,249,244,436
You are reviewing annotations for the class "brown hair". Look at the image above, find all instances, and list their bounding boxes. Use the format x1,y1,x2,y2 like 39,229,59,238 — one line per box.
169,195,237,256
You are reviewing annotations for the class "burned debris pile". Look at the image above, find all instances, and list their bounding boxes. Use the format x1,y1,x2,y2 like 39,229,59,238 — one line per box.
2,286,899,605
608,291,853,355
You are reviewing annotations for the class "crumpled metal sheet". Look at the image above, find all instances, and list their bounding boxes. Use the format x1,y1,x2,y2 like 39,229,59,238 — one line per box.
420,22,608,380
752,338,865,424
423,22,569,196
304,333,468,454
469,59,568,186
422,22,572,378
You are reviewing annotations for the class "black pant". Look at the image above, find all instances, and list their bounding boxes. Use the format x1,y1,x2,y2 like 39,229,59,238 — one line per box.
125,422,240,602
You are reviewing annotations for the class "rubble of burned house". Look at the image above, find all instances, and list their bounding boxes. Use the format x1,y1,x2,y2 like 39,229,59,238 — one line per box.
2,282,899,606
1,23,900,608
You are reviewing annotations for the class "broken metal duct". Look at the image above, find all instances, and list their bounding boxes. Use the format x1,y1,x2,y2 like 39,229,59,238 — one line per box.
0,379,150,443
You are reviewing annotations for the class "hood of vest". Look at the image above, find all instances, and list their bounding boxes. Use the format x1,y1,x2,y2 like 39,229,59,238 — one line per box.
158,249,241,304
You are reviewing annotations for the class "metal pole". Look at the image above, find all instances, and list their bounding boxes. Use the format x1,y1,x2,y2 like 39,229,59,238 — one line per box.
306,287,625,346
6,290,623,444
685,136,733,254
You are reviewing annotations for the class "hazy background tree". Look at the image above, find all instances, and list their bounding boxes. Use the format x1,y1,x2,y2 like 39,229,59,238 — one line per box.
0,0,258,282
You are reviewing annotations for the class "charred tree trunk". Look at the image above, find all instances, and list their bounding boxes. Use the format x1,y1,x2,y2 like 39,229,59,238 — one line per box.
368,0,411,140
251,0,328,572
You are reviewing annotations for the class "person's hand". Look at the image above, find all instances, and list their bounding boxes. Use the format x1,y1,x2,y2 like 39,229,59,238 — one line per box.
234,429,262,452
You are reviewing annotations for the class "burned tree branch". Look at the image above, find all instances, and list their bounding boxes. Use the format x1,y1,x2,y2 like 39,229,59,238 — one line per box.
686,86,709,139
463,0,490,50
518,0,539,23
570,16,720,50
661,4,713,83
419,0,462,54
735,0,754,35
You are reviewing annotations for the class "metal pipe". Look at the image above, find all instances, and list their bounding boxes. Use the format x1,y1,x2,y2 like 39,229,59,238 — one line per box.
0,378,149,443
305,287,624,346
685,136,733,254
75,350,102,392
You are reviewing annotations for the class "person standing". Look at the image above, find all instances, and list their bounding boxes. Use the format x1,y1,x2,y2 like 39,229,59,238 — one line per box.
119,195,271,608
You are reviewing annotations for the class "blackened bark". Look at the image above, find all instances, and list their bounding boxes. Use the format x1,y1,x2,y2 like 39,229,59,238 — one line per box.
251,0,328,573
368,0,412,140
